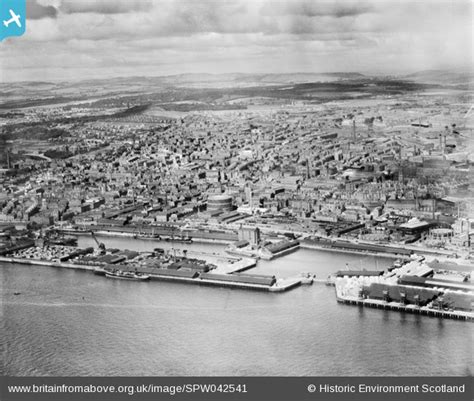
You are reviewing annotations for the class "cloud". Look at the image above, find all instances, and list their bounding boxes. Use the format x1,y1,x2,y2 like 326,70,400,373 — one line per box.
36,0,62,7
2,0,472,82
59,0,153,14
260,1,374,18
26,0,58,19
23,1,377,41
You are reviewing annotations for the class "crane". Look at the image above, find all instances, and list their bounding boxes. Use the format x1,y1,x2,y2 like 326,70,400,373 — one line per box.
90,231,106,254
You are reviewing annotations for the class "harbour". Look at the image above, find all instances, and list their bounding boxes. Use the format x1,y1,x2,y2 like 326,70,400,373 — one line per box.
60,225,464,259
1,1,473,389
2,235,472,318
3,241,472,377
0,237,302,292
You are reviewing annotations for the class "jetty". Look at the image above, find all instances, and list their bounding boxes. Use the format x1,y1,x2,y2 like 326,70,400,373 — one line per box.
333,258,473,321
0,244,301,293
336,295,473,321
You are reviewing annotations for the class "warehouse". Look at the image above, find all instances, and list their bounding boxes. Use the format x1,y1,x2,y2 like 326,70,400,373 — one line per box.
398,275,474,292
363,283,441,306
200,272,276,286
336,270,384,278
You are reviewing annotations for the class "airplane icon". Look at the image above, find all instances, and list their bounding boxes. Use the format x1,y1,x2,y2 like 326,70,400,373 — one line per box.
3,9,21,28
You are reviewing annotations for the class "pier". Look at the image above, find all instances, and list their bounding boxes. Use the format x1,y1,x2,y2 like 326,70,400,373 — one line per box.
167,248,257,274
269,277,302,292
0,256,96,271
0,249,299,293
336,295,473,321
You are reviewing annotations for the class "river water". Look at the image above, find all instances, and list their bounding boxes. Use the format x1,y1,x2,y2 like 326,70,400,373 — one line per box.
2,237,472,376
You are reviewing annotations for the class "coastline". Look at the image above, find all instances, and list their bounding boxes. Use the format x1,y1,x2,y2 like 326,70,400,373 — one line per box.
3,237,471,321
62,228,462,260
0,256,96,271
0,255,300,293
300,242,406,259
62,229,233,245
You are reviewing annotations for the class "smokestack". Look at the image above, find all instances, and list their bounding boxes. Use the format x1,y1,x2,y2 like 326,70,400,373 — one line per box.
441,126,450,155
398,146,403,184
352,119,356,140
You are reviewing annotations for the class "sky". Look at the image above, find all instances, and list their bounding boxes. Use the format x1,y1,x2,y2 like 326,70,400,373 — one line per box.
0,0,472,82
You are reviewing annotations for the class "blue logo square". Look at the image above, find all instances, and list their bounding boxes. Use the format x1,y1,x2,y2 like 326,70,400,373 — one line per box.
1,0,26,41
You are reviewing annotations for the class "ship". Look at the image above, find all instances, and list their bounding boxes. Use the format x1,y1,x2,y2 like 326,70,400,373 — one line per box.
47,236,78,246
162,235,193,243
93,266,107,275
133,233,161,240
133,228,161,240
105,270,150,281
45,231,78,246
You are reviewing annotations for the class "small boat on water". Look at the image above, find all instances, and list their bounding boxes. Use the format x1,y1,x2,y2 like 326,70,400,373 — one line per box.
93,267,107,275
326,274,336,286
105,270,150,281
300,273,315,285
134,233,161,240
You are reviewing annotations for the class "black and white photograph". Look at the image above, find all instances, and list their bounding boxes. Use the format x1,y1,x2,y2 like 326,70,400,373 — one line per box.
1,1,473,400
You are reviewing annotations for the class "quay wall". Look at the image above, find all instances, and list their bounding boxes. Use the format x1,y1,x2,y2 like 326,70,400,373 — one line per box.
0,256,95,271
300,242,407,259
260,243,300,260
61,228,235,244
0,256,296,292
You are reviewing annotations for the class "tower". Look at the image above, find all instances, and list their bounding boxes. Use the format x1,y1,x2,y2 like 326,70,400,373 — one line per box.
244,186,253,210
398,146,403,184
6,149,11,169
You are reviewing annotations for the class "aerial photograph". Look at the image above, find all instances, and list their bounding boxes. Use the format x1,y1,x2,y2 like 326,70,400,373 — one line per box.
1,0,473,387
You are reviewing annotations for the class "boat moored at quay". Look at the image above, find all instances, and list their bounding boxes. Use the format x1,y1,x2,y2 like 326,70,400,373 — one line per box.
105,269,150,281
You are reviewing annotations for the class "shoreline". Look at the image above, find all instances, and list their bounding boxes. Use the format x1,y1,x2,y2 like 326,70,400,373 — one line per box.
0,256,96,271
63,228,455,260
63,229,233,245
300,242,407,259
2,254,471,320
0,256,299,293
301,239,465,260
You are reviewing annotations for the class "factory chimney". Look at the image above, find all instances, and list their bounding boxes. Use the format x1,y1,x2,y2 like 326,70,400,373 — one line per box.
443,126,450,154
6,149,11,169
398,146,403,183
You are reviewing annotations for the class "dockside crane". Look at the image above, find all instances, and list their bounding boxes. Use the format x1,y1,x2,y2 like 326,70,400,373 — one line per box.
90,231,106,254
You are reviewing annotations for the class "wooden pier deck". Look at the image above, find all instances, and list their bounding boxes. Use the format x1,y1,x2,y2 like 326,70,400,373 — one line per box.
336,295,473,321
